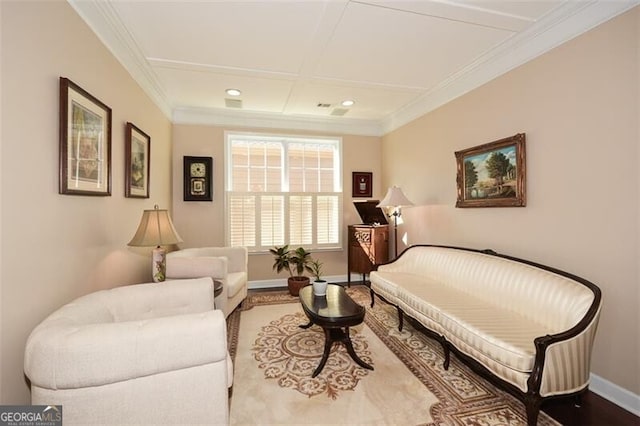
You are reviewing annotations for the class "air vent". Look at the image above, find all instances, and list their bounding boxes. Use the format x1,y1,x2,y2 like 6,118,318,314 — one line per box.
225,98,243,108
331,108,349,116
317,103,331,108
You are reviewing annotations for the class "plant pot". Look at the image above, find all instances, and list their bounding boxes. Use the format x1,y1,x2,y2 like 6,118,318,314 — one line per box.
312,280,328,297
288,276,310,296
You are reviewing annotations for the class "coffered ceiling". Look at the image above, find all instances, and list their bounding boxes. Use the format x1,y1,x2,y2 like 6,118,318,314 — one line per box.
69,0,637,136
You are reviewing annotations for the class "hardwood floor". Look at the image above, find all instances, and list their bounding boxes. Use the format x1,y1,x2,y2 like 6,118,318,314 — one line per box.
543,391,639,426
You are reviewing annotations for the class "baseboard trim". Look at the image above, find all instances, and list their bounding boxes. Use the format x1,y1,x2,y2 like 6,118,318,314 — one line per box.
249,274,362,290
248,280,639,417
590,373,640,416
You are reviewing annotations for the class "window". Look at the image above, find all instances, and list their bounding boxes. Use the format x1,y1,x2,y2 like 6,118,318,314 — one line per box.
225,132,342,252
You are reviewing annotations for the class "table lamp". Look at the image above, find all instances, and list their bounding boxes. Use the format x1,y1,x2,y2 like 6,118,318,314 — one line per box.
128,205,183,282
377,186,413,258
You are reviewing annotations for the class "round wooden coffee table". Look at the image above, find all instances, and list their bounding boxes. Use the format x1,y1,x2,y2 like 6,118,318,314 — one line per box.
299,284,374,377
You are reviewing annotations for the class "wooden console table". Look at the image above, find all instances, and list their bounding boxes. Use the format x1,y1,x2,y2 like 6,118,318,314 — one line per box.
347,224,389,286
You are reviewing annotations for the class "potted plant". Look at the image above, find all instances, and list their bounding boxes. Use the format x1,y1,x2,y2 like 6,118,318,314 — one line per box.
270,245,312,296
309,258,327,296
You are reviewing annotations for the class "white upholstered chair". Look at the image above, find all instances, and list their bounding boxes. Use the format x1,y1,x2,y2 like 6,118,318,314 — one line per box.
24,277,231,425
166,246,248,317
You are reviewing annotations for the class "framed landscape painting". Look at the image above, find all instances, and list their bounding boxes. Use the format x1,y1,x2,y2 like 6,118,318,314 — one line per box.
455,133,526,208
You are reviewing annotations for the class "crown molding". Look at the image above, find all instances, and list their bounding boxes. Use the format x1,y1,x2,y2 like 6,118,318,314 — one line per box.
67,0,173,119
173,107,384,137
381,0,640,135
69,0,637,136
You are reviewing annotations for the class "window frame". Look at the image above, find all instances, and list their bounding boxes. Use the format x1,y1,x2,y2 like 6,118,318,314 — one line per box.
224,131,343,254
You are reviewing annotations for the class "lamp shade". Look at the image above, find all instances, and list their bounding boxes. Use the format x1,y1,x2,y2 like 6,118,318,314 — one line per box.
128,205,183,247
377,186,413,208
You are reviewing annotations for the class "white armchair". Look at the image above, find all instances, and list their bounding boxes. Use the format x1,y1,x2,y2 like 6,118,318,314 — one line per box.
166,246,248,317
24,277,231,425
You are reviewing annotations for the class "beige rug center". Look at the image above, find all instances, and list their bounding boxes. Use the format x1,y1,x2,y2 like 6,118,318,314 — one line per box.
252,311,372,399
228,287,560,425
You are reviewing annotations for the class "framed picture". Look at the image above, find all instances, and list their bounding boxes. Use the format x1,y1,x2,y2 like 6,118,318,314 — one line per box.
125,122,150,198
352,172,372,198
59,77,112,196
184,156,213,201
455,133,526,208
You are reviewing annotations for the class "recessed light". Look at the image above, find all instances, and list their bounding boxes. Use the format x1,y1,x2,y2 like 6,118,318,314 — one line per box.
226,88,241,96
341,99,355,107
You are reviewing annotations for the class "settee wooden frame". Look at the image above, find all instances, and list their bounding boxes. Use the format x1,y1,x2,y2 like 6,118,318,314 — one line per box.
370,244,602,426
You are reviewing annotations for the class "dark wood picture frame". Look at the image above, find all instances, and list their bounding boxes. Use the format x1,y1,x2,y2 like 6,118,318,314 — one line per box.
455,133,526,208
183,156,213,201
59,77,112,196
352,172,373,198
125,122,150,198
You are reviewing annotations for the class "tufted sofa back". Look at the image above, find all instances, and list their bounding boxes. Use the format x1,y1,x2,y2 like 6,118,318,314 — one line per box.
41,277,215,325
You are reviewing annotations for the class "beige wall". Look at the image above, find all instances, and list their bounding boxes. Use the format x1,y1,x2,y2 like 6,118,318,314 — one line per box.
0,0,4,401
382,8,639,395
172,124,382,281
0,1,173,403
1,0,636,407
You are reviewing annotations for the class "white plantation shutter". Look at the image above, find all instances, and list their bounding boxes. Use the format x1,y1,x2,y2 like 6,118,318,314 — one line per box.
289,195,313,245
228,195,255,247
317,195,339,244
260,195,284,246
226,133,342,252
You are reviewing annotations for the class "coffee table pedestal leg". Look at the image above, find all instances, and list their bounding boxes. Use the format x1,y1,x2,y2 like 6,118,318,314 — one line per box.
342,328,374,372
311,327,374,378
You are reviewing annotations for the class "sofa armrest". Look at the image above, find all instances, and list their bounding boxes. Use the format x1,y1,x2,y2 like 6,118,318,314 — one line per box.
218,246,248,273
166,256,228,281
25,309,228,390
531,303,602,397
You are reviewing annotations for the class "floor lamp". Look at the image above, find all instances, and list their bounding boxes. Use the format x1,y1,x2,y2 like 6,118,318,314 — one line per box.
378,186,413,258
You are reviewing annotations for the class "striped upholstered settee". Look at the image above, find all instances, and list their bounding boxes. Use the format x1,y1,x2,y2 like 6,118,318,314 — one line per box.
369,245,602,426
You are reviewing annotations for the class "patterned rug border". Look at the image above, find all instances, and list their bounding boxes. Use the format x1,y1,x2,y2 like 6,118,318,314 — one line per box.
227,286,558,426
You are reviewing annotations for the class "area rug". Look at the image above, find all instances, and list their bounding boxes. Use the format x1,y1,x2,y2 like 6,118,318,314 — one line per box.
227,286,559,426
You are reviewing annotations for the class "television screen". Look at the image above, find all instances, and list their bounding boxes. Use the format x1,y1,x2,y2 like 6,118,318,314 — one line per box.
353,200,388,225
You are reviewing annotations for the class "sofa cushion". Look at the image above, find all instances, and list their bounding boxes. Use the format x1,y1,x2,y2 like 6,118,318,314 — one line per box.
370,271,411,301
392,273,552,373
436,294,551,373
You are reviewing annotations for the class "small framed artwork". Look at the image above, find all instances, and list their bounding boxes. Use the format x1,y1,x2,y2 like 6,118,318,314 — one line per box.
184,156,213,201
59,77,112,196
352,172,372,198
125,122,150,198
455,133,526,208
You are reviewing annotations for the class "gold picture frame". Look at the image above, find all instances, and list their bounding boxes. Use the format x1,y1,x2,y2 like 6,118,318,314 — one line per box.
455,133,526,208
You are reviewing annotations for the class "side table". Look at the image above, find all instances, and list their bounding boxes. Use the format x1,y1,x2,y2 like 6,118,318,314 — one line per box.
213,280,223,298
